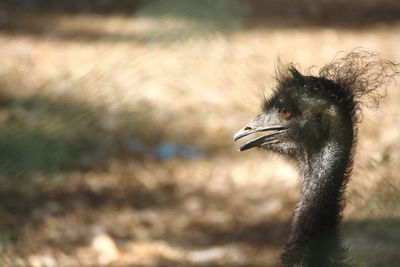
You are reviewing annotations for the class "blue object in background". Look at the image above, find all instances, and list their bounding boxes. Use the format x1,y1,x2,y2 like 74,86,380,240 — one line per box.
155,142,201,160
125,139,201,160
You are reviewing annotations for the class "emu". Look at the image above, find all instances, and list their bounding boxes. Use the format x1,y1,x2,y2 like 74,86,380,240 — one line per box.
234,50,398,267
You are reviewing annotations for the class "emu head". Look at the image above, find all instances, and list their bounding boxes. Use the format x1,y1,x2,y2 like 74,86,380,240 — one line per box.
234,51,398,160
234,67,352,159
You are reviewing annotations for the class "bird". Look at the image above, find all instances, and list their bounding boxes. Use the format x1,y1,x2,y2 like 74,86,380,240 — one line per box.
233,50,398,267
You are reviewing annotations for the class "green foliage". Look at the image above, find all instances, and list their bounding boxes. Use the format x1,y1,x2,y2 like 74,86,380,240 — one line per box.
0,96,149,179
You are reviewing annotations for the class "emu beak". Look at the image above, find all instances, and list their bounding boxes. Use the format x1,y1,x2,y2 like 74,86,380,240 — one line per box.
234,114,287,152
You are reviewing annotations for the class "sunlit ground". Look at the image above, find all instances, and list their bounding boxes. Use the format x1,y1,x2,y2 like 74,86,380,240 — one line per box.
0,1,399,266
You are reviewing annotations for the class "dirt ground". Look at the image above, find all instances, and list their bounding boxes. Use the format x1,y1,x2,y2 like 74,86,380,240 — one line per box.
0,1,399,266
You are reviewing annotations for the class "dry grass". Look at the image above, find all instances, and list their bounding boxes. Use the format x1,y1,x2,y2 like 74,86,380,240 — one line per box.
0,1,399,266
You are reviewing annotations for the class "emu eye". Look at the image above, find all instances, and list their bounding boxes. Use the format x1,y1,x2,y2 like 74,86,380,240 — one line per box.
279,108,291,119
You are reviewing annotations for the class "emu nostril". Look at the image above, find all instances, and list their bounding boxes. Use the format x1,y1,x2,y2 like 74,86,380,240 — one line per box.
244,126,252,131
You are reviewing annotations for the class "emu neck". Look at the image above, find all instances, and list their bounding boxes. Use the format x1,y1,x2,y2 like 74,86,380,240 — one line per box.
282,119,354,266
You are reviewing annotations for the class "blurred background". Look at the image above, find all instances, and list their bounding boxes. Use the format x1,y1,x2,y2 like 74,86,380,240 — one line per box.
0,0,399,266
